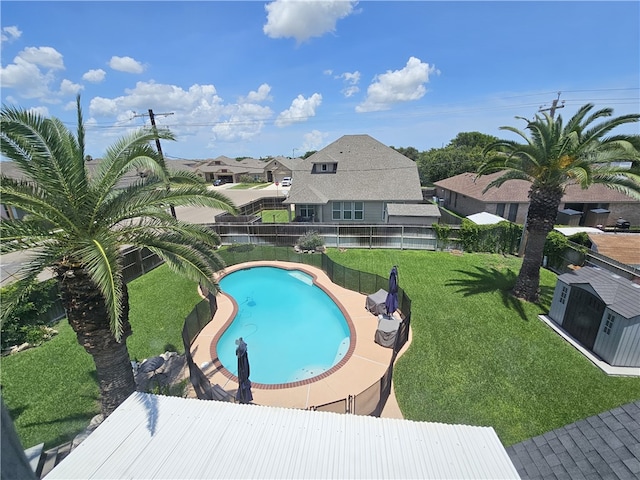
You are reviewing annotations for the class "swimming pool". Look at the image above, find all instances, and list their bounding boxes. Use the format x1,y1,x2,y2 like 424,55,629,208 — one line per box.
215,266,352,386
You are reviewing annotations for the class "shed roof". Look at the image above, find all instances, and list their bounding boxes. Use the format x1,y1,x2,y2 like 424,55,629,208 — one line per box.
557,267,640,318
387,203,441,217
467,212,507,225
285,135,423,205
46,392,519,479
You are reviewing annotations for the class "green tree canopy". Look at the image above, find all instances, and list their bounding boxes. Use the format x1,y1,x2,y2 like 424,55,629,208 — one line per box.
0,97,238,416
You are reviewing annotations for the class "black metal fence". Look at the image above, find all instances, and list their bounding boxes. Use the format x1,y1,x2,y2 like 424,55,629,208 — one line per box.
182,247,413,416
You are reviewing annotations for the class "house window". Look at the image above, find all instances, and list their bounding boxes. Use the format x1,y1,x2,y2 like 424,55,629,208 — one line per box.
496,204,506,217
604,313,615,335
508,203,518,222
321,164,328,172
332,202,364,220
300,205,315,219
560,286,568,304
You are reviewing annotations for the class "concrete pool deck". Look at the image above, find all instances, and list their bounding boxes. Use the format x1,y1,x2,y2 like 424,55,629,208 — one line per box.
188,261,409,418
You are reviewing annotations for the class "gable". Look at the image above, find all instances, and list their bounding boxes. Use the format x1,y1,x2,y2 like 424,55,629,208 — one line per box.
286,135,423,204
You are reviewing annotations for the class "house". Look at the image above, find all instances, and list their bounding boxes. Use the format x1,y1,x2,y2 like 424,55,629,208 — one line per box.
193,156,266,184
283,135,424,223
262,156,303,184
434,171,640,226
547,266,640,368
45,391,520,479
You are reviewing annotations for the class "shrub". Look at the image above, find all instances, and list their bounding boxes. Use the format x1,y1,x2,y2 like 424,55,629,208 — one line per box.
1,278,60,350
297,231,324,250
432,223,451,251
459,220,522,254
227,243,255,253
544,230,570,269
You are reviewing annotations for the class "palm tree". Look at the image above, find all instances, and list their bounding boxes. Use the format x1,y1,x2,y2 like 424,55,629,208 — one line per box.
478,103,640,302
1,97,237,416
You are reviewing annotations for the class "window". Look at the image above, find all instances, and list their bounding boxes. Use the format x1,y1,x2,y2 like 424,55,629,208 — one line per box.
496,204,506,217
604,313,615,335
508,203,518,222
560,286,568,304
321,164,328,172
332,202,364,220
300,205,315,219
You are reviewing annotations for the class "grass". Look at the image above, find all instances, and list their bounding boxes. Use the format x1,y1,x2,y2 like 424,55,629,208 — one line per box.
324,249,640,446
2,249,639,449
1,264,201,448
229,182,270,189
260,209,291,223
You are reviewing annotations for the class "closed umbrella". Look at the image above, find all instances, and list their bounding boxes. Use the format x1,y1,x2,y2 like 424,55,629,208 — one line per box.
385,266,399,316
235,337,253,404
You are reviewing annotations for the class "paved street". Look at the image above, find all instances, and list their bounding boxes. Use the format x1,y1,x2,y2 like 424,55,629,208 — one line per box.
0,183,288,286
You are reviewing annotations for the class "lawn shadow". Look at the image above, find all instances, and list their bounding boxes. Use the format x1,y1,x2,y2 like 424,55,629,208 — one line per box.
447,267,529,320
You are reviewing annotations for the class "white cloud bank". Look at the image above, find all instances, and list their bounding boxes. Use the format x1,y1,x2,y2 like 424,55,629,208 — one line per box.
109,56,145,74
356,57,439,113
1,26,22,43
275,93,322,127
83,69,106,83
0,46,65,100
263,0,357,42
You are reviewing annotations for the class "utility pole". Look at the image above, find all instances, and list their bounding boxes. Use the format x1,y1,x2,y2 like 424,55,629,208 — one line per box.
539,92,565,118
133,110,176,218
517,92,566,256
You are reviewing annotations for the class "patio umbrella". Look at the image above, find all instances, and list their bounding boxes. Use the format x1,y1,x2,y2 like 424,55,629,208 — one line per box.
235,337,253,404
385,266,399,316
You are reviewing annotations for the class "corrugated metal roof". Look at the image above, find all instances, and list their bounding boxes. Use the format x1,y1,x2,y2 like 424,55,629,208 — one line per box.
558,267,640,318
46,392,520,479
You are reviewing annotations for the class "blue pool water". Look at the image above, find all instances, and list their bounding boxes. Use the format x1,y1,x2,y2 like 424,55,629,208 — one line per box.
217,266,351,385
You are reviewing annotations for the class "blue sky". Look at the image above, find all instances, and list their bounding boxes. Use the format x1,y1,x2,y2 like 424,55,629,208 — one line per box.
1,1,639,160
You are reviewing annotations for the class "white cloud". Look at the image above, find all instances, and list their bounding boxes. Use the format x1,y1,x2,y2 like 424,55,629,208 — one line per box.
302,129,328,152
0,57,56,99
275,93,322,127
1,26,22,43
264,0,357,42
27,106,50,117
240,83,272,103
335,70,360,97
60,79,83,96
19,46,64,69
211,103,273,142
356,57,439,113
109,56,145,74
82,68,106,83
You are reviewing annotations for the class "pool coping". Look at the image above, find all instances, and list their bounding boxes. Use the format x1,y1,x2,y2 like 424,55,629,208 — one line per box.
209,263,358,389
189,260,408,413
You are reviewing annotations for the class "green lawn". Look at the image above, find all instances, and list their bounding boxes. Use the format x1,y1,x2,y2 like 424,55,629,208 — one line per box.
324,249,640,446
260,209,290,223
2,249,639,449
1,264,201,448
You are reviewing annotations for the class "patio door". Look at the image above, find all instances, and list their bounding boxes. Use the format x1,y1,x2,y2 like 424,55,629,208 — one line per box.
562,287,605,350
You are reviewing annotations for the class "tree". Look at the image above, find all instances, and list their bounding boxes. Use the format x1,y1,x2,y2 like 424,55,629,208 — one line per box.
478,104,640,302
0,97,238,416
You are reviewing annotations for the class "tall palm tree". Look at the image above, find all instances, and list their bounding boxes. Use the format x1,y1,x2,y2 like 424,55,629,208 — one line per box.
478,103,640,302
1,97,237,416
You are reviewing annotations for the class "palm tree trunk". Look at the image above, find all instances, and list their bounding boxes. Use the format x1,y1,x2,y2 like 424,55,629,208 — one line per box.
512,185,563,302
55,265,136,417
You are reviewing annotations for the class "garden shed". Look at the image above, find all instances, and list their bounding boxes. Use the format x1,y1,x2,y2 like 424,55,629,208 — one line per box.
548,266,640,368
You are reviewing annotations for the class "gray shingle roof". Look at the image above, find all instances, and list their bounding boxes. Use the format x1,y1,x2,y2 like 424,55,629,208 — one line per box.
285,135,423,205
506,400,640,479
435,171,640,204
387,203,441,217
557,267,640,318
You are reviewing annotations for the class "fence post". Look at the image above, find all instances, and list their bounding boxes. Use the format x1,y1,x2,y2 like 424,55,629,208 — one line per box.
137,248,145,275
401,225,404,250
